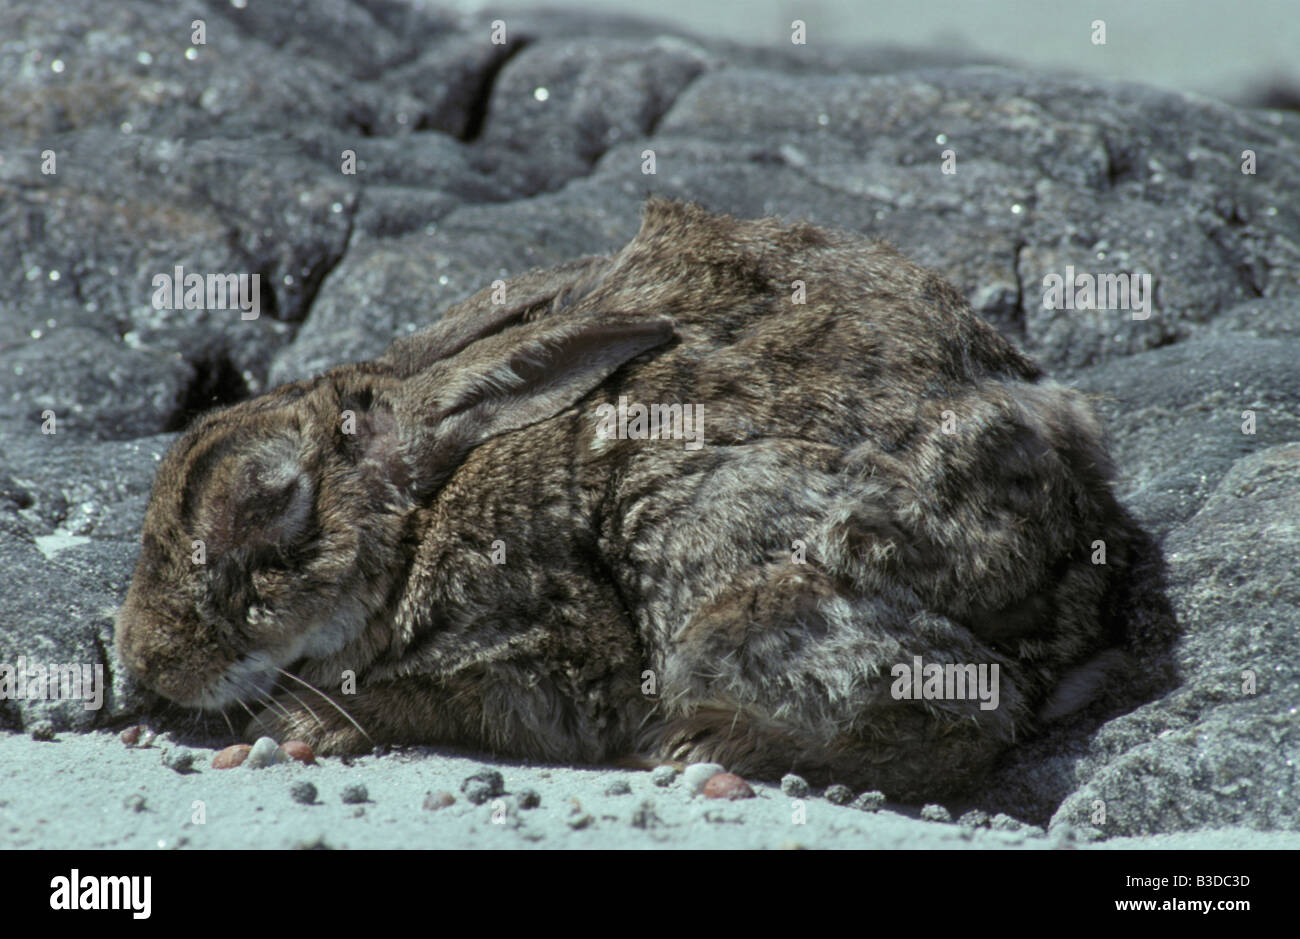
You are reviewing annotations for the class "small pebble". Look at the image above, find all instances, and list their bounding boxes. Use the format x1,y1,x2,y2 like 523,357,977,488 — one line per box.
462,780,494,805
630,800,662,829
990,812,1025,831
605,779,632,796
824,783,852,804
567,813,594,830
423,790,456,810
162,747,195,774
921,803,952,823
1048,824,1077,849
340,784,369,805
295,836,332,850
958,809,990,829
281,740,316,765
699,807,744,824
780,773,810,798
681,762,725,795
120,725,143,747
29,721,56,742
123,794,147,813
140,731,160,748
851,791,886,812
212,744,252,769
460,769,505,802
703,773,755,800
246,736,289,769
516,789,542,810
649,765,678,787
290,782,317,805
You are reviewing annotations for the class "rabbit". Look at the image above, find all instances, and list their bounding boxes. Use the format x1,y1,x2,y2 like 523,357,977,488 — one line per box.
114,197,1130,800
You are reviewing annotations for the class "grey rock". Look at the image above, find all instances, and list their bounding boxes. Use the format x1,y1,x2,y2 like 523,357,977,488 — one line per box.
1070,329,1300,539
472,37,711,195
0,526,145,732
851,791,886,813
990,813,1027,832
824,784,853,805
161,747,195,774
1050,445,1300,837
290,781,318,805
780,773,811,799
604,779,632,796
515,789,541,810
921,804,953,823
0,0,490,144
649,765,678,787
0,328,194,441
460,769,505,800
958,809,991,829
340,784,369,805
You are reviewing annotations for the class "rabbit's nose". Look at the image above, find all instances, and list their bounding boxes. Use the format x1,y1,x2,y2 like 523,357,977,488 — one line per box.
113,602,222,706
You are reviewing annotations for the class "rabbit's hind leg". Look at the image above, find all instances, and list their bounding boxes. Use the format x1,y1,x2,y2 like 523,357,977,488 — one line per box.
637,562,1028,798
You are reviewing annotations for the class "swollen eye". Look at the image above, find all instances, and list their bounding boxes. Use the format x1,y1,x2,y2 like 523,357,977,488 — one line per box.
242,468,314,546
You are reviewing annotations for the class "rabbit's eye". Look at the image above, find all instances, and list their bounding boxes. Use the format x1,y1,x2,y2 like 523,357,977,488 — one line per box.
250,569,289,601
202,552,259,634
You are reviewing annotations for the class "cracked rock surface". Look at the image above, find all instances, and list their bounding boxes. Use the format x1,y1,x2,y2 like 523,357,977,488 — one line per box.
1,0,1297,844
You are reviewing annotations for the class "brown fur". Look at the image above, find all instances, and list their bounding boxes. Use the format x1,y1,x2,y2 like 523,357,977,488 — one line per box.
115,198,1129,800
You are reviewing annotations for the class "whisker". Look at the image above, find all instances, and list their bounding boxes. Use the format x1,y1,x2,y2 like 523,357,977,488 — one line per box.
271,682,325,732
274,666,371,742
227,674,294,728
230,690,259,727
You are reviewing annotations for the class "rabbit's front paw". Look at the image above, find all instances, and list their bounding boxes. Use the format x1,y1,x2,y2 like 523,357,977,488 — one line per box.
243,696,372,755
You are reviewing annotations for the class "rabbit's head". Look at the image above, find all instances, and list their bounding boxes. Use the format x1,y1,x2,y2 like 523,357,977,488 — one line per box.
114,298,674,711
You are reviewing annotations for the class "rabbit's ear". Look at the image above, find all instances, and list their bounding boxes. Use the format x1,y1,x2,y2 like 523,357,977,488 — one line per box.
377,257,610,378
391,313,674,493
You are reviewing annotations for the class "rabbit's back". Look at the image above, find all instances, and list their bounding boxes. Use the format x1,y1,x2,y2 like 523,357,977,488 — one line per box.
355,198,1126,794
545,200,1127,792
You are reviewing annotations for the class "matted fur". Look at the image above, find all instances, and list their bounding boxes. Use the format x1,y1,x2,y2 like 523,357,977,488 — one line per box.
115,198,1128,800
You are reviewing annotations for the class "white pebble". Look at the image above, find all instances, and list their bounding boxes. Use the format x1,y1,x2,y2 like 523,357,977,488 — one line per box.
681,762,725,795
245,736,289,768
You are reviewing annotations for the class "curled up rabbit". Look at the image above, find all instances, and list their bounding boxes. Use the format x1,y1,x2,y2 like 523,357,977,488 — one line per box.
115,197,1129,800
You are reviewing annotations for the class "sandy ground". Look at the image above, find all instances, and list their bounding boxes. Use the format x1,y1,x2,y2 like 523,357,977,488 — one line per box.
2,732,1296,850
